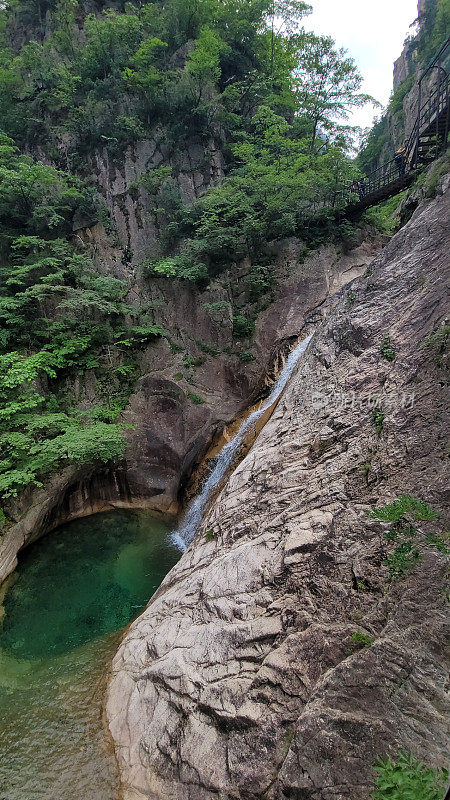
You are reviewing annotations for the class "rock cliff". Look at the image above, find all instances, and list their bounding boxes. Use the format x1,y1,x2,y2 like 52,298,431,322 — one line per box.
107,177,449,799
0,232,382,584
361,0,443,172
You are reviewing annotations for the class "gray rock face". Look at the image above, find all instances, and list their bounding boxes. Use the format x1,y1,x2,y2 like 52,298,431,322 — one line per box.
107,185,449,799
370,1,442,168
0,234,381,584
393,49,413,93
94,137,225,262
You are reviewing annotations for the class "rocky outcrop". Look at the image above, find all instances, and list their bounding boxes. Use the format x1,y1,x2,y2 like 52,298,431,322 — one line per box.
118,233,384,515
93,136,225,262
107,180,449,798
0,233,382,584
369,0,442,169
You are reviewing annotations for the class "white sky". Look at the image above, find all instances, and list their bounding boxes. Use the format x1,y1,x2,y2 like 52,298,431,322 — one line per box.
304,0,419,130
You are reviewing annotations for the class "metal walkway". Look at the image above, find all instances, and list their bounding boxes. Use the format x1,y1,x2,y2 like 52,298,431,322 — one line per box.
340,35,450,213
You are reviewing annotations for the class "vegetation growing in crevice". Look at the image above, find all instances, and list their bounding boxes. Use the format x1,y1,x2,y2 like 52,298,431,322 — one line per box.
351,630,374,649
362,191,406,235
368,495,446,581
422,322,449,366
371,752,448,800
417,152,450,198
380,336,395,362
372,408,385,436
186,389,206,405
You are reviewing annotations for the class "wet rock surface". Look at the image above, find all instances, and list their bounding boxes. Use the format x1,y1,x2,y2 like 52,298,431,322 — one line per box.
0,234,381,583
107,186,449,799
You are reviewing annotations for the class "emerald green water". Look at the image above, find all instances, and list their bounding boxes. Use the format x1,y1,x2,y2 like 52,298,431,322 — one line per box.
0,510,179,800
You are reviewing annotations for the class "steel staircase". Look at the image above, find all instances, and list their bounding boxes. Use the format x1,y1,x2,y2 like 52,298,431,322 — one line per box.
339,35,450,213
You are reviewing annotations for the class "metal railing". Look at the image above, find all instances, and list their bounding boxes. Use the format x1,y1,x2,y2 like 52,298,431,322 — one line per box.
338,35,450,211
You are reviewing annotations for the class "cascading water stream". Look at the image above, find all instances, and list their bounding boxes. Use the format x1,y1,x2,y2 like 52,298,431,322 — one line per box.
171,333,313,551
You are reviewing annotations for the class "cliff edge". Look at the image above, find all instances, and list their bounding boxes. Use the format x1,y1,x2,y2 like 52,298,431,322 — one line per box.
107,178,449,799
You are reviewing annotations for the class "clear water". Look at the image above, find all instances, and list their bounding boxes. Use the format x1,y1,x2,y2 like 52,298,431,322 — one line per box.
0,509,179,800
172,333,313,551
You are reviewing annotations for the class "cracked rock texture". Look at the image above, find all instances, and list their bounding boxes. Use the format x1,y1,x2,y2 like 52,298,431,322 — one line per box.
0,233,381,585
109,184,450,800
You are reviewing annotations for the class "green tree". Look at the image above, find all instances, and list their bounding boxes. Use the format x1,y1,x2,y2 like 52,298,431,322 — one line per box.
122,36,168,118
80,10,142,81
0,349,127,498
266,0,311,76
294,33,373,149
0,132,95,244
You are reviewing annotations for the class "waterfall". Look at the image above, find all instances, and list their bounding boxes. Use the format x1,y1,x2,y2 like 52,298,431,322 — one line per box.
171,333,313,552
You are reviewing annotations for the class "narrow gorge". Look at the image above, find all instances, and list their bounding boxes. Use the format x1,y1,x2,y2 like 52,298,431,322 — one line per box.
0,0,448,798
108,177,450,800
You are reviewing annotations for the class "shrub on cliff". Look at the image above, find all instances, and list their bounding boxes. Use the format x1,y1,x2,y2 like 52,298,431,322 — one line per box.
372,752,448,799
368,495,447,580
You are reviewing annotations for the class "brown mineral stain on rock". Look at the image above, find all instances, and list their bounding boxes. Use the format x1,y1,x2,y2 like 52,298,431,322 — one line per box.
0,233,380,585
107,182,450,800
184,345,299,504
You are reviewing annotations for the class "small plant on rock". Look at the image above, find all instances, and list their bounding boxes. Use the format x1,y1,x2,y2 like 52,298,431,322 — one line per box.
383,539,421,579
380,335,395,362
168,339,184,354
372,408,385,436
369,495,438,524
422,324,449,367
196,341,219,358
371,752,448,800
232,313,255,339
368,495,446,581
186,390,206,405
183,354,206,370
351,631,374,648
238,351,255,363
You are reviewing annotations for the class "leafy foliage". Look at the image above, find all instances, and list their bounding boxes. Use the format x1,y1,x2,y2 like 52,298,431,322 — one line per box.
380,336,395,362
368,496,446,581
0,134,164,500
371,752,448,800
293,33,373,150
368,495,438,524
362,191,406,235
0,350,128,497
0,133,97,247
422,323,450,367
147,104,360,285
372,408,385,436
186,390,206,404
351,631,374,648
233,314,255,340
